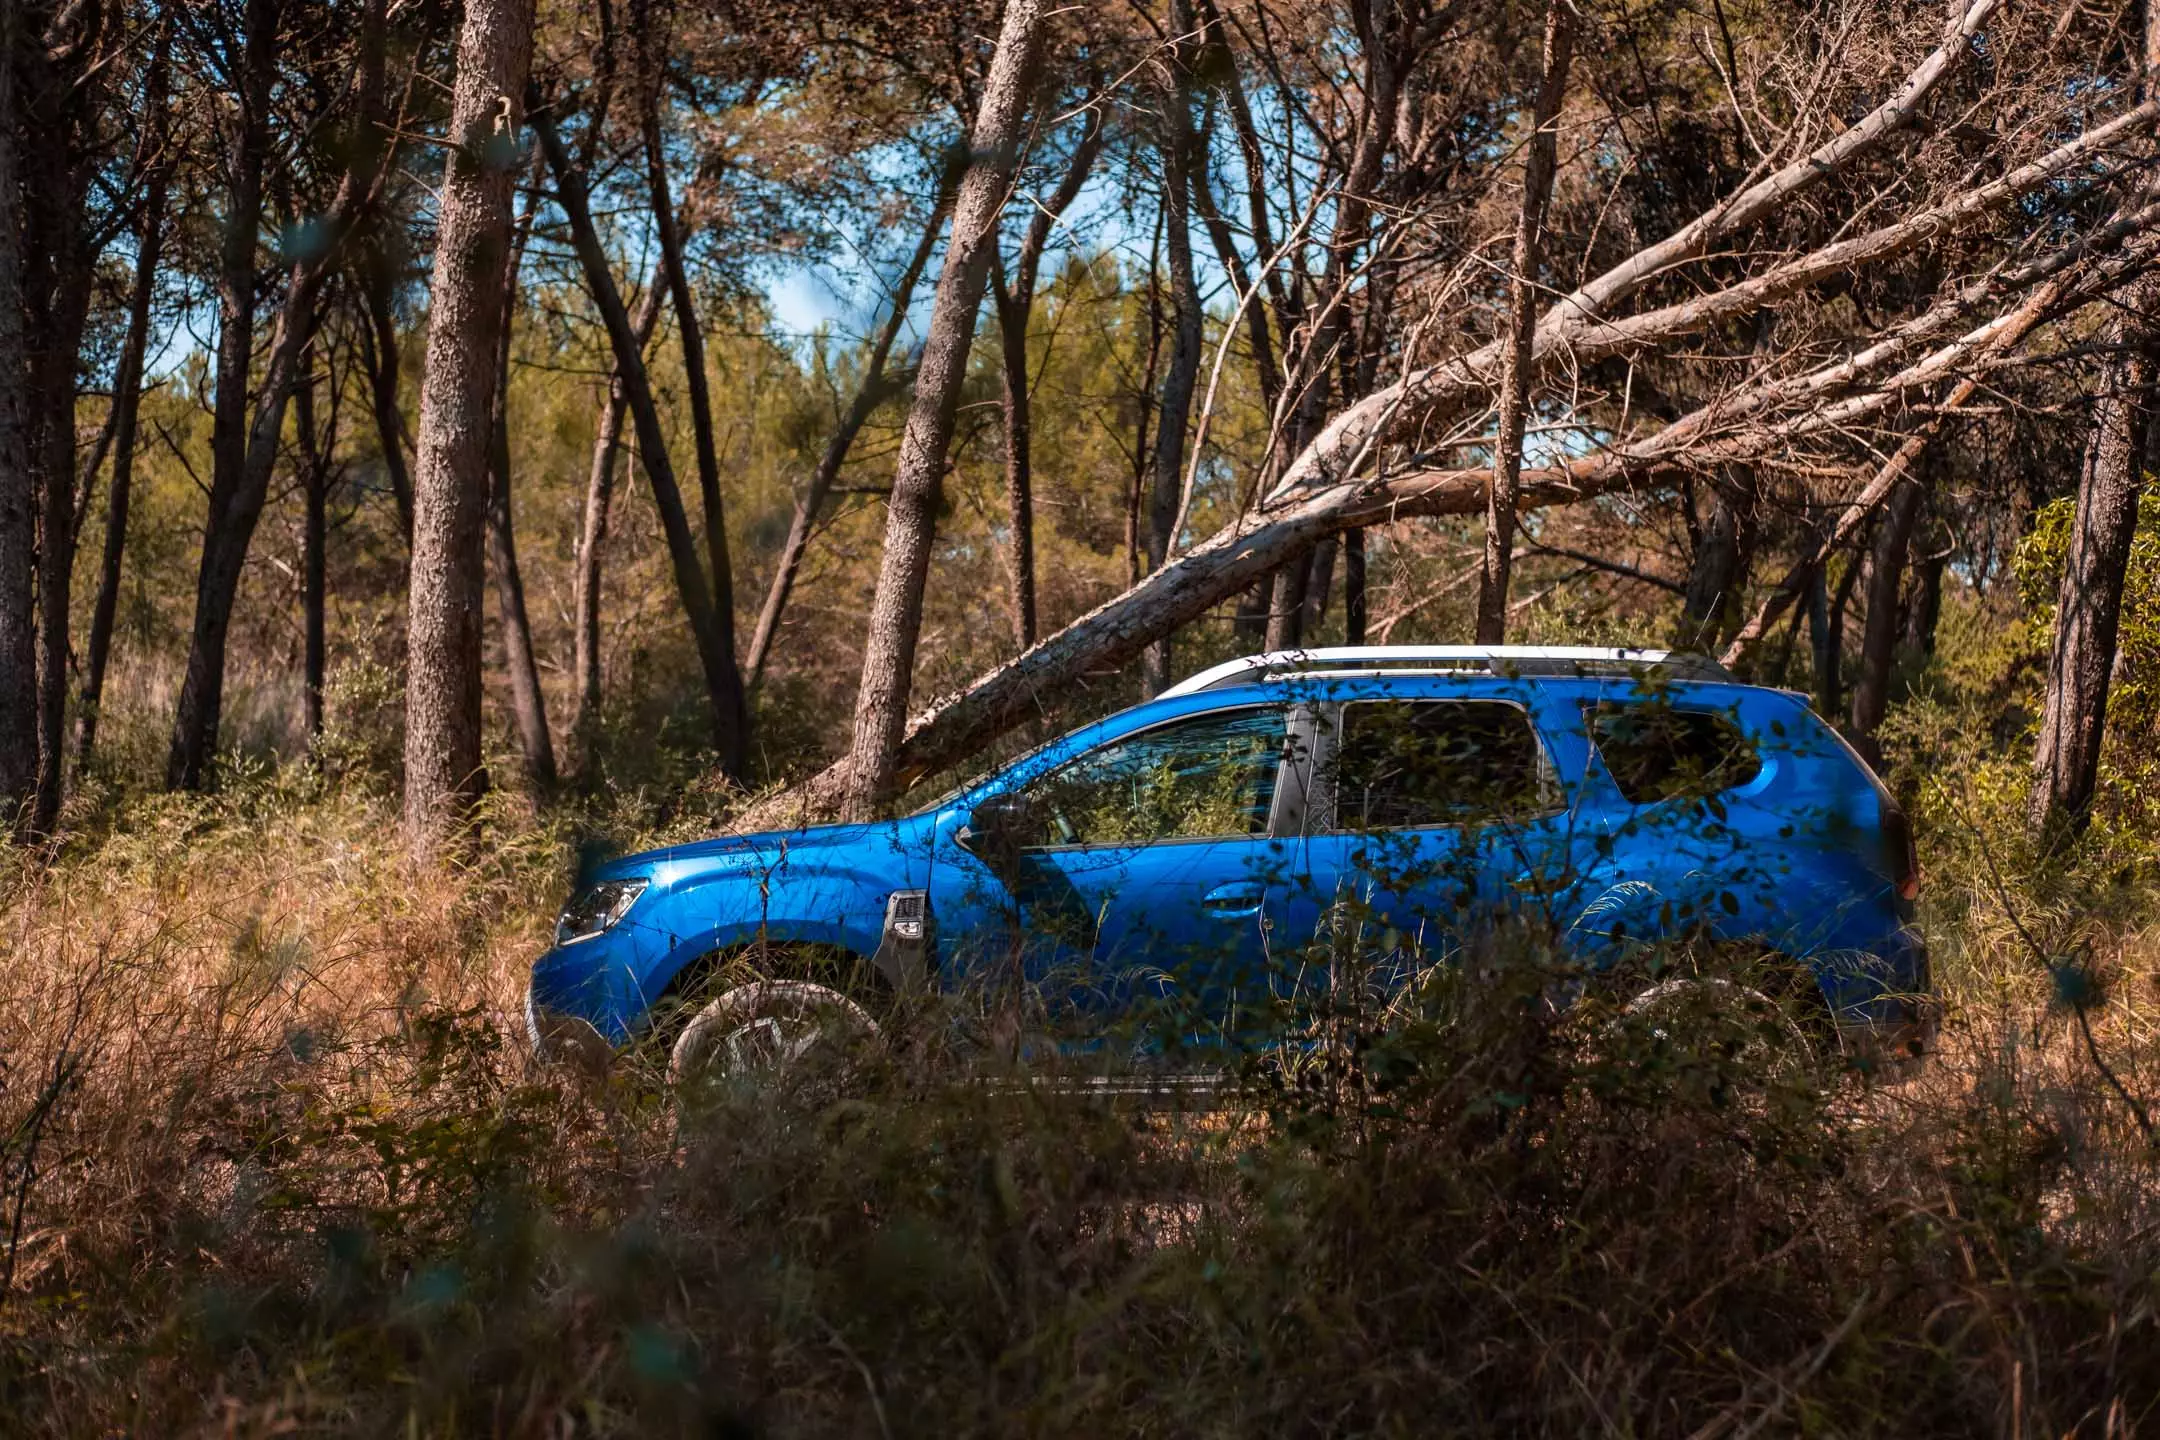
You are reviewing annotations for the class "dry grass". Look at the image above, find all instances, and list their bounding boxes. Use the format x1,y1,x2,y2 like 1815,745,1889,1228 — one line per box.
3,778,2160,1437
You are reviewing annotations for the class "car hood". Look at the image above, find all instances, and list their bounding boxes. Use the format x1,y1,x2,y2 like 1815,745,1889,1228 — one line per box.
586,818,923,882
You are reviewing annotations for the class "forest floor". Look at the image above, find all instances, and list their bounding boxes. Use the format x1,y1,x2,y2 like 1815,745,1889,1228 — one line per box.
3,763,2160,1437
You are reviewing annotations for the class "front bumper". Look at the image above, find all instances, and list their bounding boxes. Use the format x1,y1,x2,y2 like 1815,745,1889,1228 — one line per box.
525,984,612,1072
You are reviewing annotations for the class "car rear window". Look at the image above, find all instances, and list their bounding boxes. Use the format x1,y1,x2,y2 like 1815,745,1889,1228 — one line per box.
1588,702,1761,803
1329,700,1547,829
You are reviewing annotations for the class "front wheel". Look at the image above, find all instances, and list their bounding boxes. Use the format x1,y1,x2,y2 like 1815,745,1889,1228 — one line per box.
668,979,881,1086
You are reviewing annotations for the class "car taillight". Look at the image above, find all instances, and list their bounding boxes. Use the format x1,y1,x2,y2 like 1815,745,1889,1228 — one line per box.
1883,803,1921,902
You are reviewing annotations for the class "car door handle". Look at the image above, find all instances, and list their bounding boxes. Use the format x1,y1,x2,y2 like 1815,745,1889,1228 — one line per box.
1202,882,1265,917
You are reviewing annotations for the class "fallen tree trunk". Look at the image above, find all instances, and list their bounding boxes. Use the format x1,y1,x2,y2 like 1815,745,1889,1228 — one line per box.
757,1,2156,820
762,251,2160,824
1263,0,2011,504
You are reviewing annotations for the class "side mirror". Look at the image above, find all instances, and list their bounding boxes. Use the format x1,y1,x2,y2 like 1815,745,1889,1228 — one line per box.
959,792,1035,857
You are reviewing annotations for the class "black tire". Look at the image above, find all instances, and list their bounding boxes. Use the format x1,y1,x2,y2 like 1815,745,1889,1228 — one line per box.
649,939,889,1047
668,978,882,1085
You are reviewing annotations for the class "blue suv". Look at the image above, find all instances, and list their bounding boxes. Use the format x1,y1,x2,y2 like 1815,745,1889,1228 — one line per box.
527,647,1934,1074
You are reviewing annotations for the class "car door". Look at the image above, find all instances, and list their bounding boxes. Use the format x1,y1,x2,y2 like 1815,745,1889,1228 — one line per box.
927,703,1311,1035
1277,694,1579,994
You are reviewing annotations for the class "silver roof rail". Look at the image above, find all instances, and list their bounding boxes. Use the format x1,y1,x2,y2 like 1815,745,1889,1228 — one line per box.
1159,645,1735,698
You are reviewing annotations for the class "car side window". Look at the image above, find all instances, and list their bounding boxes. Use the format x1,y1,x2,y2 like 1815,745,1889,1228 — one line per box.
1327,700,1547,830
1587,702,1761,803
1018,708,1287,848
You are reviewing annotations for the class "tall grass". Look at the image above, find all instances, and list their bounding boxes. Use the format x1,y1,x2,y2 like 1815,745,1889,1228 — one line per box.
3,766,2160,1435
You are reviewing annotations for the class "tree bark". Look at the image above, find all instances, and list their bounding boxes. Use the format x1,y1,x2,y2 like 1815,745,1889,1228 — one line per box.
640,31,748,775
403,0,534,850
78,137,167,772
534,97,746,775
1142,9,1205,697
15,0,121,834
2031,338,2156,834
1905,543,1946,657
1122,204,1167,592
1342,526,1367,644
1299,531,1339,641
293,307,331,742
360,249,416,541
1264,557,1307,650
1850,469,1927,764
0,0,35,828
484,203,556,792
25,149,97,838
1680,474,1757,649
840,0,1049,817
2028,0,2160,836
168,0,274,791
569,271,661,757
1474,0,1572,644
170,0,387,790
993,107,1103,651
748,195,947,686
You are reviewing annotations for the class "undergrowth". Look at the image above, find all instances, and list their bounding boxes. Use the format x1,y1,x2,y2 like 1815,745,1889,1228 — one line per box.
1,767,2159,1437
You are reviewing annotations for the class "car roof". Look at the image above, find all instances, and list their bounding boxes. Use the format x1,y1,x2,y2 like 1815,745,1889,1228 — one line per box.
1160,646,1737,697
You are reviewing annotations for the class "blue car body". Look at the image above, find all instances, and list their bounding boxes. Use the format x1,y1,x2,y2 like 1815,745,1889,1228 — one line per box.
527,649,1934,1059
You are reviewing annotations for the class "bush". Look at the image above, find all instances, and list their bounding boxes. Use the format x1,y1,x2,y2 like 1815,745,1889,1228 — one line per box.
4,781,2160,1436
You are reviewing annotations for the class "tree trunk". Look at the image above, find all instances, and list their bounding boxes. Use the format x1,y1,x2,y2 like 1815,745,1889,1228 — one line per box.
1680,474,1757,649
1806,565,1832,709
170,0,385,790
839,0,1049,817
1264,556,1307,650
1141,10,1205,698
751,204,944,686
991,107,1102,651
1342,527,1367,644
2028,0,2160,836
0,0,34,828
1193,0,1293,411
569,272,661,759
403,0,535,849
1300,532,1339,641
534,98,745,776
641,46,747,776
1122,205,1167,593
78,146,167,772
168,0,273,791
1850,469,1926,764
1905,544,1946,657
26,163,96,838
293,312,331,742
2031,338,2156,834
361,250,416,541
1815,552,1861,721
484,206,556,792
1474,0,1572,644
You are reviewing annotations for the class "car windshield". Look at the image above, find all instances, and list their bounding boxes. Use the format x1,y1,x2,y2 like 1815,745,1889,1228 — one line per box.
905,728,1074,817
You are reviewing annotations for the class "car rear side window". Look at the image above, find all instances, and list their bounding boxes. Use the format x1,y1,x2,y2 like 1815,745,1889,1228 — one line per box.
1588,702,1761,804
1328,700,1547,829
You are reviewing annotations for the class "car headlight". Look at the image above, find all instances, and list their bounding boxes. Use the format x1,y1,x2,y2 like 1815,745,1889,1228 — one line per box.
555,878,649,945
